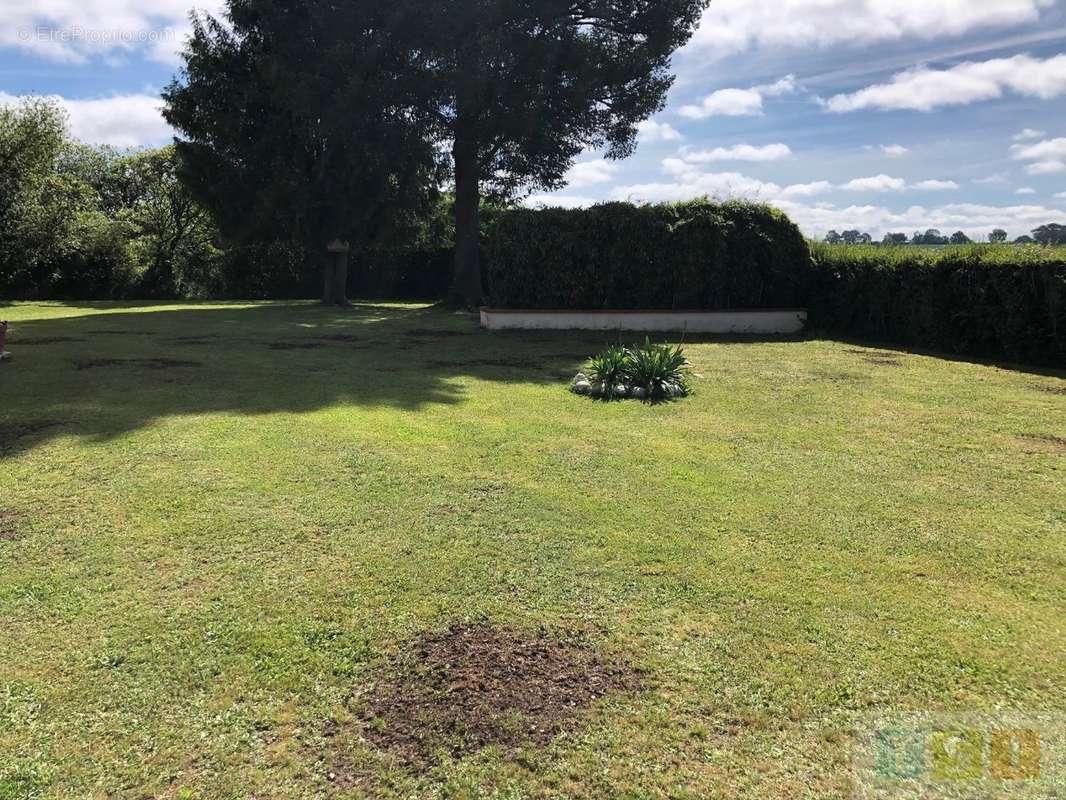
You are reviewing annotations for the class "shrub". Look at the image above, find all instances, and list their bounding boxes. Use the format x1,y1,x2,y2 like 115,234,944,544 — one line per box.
485,199,811,310
578,339,691,402
586,344,631,400
627,338,691,400
808,243,1066,365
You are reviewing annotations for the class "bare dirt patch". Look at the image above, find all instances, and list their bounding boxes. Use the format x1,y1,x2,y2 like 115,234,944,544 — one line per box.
425,358,530,370
863,357,903,367
88,330,157,336
313,334,362,343
0,510,20,540
10,336,86,345
404,329,472,340
1018,433,1066,452
169,335,223,345
0,420,62,453
1033,383,1066,396
348,623,641,770
267,341,327,351
73,358,203,371
845,348,900,358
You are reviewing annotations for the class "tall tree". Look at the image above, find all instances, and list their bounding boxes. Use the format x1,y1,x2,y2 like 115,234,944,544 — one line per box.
989,228,1008,244
950,231,972,245
163,0,445,304
1032,223,1066,245
418,0,708,307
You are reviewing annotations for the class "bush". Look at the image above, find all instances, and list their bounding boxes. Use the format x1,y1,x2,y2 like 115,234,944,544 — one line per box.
485,200,811,310
808,243,1066,366
627,338,691,399
576,339,691,402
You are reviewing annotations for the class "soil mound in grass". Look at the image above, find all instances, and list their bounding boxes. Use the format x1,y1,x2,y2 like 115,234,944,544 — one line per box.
0,420,61,453
0,510,20,540
11,336,86,345
73,358,202,371
357,623,641,766
1019,433,1066,451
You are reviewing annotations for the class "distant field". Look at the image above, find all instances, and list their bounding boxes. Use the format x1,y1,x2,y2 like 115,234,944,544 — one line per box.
810,241,1066,263
2,301,1064,799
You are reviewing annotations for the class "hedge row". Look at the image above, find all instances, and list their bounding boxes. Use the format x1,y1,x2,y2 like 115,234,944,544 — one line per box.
808,243,1066,366
484,200,810,310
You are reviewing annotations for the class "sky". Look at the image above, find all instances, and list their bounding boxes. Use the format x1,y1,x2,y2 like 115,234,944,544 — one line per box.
2,0,1065,240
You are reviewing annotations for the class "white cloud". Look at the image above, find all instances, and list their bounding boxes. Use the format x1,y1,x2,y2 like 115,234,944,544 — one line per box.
824,54,1066,113
612,162,967,207
636,119,684,143
681,143,792,163
679,88,764,119
974,173,1009,184
2,0,226,64
761,75,799,96
776,199,1066,240
1010,137,1066,174
1026,160,1066,175
1011,136,1066,161
688,0,1054,58
1055,191,1066,199
603,159,1066,239
523,195,598,210
1016,187,1037,195
779,181,834,199
679,75,797,119
912,179,960,191
880,144,911,157
613,159,783,202
564,159,618,188
1014,128,1047,141
0,91,170,147
842,175,907,192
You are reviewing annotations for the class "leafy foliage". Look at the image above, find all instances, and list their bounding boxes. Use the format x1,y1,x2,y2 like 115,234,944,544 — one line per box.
809,242,1066,365
163,0,446,303
627,338,690,399
586,344,631,400
486,199,812,310
418,0,710,305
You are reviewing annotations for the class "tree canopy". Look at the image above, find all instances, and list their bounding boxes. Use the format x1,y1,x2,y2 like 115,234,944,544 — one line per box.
163,0,447,304
412,0,709,305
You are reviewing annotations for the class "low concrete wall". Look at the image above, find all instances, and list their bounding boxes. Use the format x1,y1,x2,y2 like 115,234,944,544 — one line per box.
480,308,807,334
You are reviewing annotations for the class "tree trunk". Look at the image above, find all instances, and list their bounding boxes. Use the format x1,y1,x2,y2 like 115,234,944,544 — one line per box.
322,257,336,304
449,135,482,308
331,250,348,305
322,241,349,305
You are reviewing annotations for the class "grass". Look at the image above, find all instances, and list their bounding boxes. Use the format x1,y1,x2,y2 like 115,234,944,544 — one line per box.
1,300,1064,799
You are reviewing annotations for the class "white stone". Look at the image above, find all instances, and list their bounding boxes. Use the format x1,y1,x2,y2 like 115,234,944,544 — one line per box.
572,380,591,395
631,386,648,400
614,385,628,398
573,372,588,384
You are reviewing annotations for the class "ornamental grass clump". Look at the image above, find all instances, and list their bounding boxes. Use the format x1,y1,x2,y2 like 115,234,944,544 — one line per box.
627,338,690,400
572,339,691,402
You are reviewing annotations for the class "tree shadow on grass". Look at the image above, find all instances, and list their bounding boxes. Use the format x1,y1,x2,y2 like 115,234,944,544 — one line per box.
2,302,1063,460
0,302,616,459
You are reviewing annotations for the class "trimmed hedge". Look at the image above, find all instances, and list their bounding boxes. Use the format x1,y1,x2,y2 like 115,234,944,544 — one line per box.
485,200,811,310
808,243,1066,366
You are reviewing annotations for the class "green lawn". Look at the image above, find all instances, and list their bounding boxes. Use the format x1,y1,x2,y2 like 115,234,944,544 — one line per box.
1,301,1064,799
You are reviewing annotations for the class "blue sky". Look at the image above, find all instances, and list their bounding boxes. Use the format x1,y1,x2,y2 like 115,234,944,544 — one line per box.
3,0,1066,239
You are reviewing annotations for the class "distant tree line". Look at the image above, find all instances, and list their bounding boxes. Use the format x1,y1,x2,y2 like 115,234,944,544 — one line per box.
824,225,1066,246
